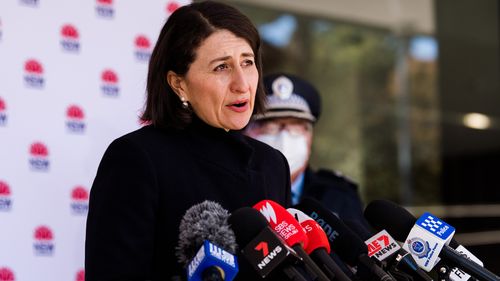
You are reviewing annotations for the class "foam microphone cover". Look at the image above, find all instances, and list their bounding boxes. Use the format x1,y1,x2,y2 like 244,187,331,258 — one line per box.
227,207,269,247
176,200,237,266
363,199,416,242
343,219,374,241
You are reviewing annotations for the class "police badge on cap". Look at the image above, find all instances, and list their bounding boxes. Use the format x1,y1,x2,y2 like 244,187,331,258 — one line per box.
253,74,321,123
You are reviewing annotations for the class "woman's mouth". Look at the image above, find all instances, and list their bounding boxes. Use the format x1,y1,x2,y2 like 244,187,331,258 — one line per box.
227,99,249,113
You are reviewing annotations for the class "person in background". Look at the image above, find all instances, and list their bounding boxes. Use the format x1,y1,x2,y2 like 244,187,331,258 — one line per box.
85,2,290,280
245,73,367,225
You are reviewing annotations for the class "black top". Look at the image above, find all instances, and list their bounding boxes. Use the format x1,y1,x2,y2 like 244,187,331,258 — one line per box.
85,118,291,281
301,167,367,227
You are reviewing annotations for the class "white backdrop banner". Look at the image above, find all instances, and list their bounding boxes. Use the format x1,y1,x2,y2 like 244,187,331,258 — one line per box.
0,0,191,280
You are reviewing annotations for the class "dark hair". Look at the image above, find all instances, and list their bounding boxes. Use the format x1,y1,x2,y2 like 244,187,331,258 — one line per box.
141,1,265,129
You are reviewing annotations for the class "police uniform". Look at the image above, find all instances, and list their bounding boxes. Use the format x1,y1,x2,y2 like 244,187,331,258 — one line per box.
254,73,368,227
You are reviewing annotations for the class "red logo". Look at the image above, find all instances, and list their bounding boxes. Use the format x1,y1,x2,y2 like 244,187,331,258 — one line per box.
24,59,43,74
30,142,48,157
367,235,388,256
134,35,152,61
101,69,120,96
33,226,55,255
254,242,269,257
0,181,12,211
71,186,89,215
34,226,53,241
166,1,180,14
29,142,50,171
76,269,85,281
66,105,86,133
67,105,84,120
0,181,10,196
61,24,79,39
0,267,15,281
24,59,44,87
101,69,118,84
97,0,112,5
71,186,89,201
135,35,151,49
60,24,80,52
96,0,114,17
0,97,6,125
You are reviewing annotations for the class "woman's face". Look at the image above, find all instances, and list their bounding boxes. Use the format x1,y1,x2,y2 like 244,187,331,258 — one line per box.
175,30,258,130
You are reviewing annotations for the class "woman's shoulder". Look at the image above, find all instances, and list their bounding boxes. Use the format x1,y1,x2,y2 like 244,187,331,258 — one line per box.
108,125,182,154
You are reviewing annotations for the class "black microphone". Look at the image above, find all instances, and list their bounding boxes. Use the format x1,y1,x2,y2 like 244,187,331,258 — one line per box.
344,219,433,281
228,207,309,281
364,200,500,281
288,207,353,281
176,201,239,281
296,197,396,281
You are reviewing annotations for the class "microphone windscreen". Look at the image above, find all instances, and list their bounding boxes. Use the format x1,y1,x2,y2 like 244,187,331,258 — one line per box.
364,200,463,249
296,197,367,266
343,219,373,241
364,199,416,242
175,200,237,266
228,207,268,247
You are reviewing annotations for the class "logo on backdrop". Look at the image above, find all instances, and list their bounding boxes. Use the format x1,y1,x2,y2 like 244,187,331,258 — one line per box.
24,59,44,88
19,0,38,7
0,267,15,281
0,181,12,212
33,225,55,256
29,142,50,171
134,35,151,62
95,0,114,18
0,97,7,126
71,186,89,215
60,24,80,52
101,69,120,97
66,105,86,133
166,1,181,16
75,269,85,281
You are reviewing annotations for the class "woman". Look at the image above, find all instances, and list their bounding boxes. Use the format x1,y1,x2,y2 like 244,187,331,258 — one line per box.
84,1,291,280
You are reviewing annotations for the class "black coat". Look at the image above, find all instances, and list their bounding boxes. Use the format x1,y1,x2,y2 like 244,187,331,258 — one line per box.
301,168,366,226
85,118,291,281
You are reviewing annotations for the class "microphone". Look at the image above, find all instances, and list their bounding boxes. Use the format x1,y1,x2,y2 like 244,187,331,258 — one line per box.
295,197,396,281
364,200,500,281
228,207,309,281
176,201,239,281
287,207,353,281
253,200,331,281
344,219,433,281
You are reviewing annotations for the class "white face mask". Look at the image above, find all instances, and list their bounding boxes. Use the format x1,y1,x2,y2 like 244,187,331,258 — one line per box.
256,131,308,175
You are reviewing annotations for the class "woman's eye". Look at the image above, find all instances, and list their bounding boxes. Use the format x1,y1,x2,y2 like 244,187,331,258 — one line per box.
242,59,254,67
214,64,229,72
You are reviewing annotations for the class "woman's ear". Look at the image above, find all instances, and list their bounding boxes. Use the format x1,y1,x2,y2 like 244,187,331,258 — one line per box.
166,70,187,100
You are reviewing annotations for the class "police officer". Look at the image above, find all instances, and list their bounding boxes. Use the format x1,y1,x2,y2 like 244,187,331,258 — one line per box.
245,73,367,225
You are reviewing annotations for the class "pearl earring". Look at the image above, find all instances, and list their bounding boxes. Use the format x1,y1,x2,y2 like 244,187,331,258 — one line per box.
180,97,189,109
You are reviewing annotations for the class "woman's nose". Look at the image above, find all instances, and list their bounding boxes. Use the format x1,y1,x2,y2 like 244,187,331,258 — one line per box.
230,66,249,93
